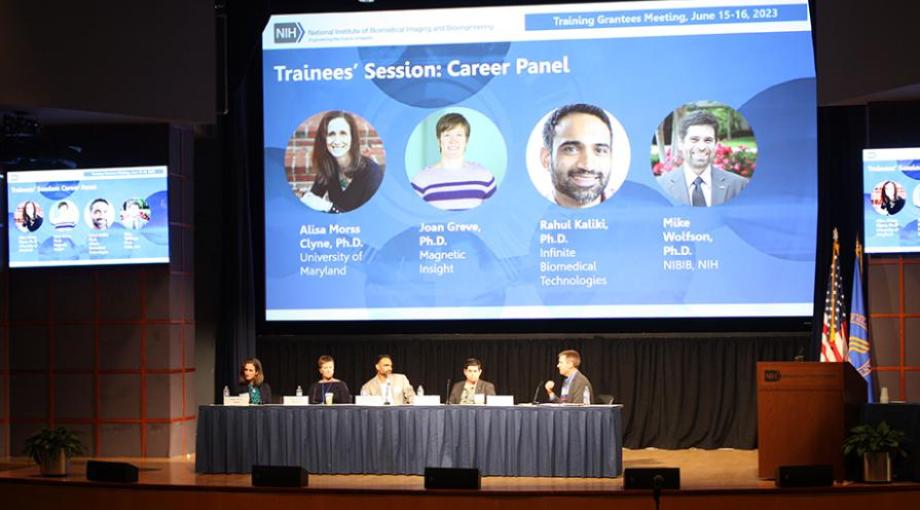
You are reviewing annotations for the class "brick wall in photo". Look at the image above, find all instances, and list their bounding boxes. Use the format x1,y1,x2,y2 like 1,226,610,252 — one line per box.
283,113,387,195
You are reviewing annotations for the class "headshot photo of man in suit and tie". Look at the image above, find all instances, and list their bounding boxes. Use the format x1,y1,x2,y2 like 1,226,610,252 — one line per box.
652,102,756,207
525,103,631,210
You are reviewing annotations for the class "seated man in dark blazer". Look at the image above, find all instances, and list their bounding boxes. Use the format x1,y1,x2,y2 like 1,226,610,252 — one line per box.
448,358,496,404
545,349,594,404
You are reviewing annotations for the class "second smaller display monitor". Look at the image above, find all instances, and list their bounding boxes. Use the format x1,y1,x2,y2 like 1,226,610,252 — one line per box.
863,148,920,254
6,166,170,267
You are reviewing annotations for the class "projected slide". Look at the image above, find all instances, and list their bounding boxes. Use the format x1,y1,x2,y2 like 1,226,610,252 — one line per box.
6,166,169,268
863,148,920,254
262,0,817,321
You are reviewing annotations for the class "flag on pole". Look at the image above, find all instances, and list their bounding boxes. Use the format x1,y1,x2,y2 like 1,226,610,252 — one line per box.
848,240,875,402
820,229,847,362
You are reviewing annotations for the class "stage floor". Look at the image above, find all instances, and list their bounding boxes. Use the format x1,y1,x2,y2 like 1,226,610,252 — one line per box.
0,448,868,490
4,448,920,510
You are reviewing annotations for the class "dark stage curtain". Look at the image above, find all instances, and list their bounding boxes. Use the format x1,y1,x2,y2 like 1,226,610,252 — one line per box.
810,105,867,360
258,333,806,449
213,1,267,402
213,78,258,401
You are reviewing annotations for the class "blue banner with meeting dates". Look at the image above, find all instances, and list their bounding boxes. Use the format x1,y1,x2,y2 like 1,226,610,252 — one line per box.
524,4,808,30
262,1,817,321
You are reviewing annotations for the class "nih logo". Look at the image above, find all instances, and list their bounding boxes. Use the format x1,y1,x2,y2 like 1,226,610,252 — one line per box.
274,22,304,44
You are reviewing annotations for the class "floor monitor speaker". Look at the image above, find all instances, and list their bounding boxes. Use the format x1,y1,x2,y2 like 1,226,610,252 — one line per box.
251,465,309,487
86,460,139,483
775,465,833,487
424,467,481,489
623,467,680,490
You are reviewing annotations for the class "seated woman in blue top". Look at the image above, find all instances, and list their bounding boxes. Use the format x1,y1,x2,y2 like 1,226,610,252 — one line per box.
238,357,272,405
308,355,352,404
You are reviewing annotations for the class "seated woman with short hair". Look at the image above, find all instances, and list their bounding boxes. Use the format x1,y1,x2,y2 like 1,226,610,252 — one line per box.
308,355,352,404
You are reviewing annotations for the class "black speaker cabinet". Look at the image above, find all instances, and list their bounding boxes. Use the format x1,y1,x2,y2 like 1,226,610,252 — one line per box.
775,465,834,487
251,465,309,487
424,467,481,489
86,460,139,483
623,467,680,490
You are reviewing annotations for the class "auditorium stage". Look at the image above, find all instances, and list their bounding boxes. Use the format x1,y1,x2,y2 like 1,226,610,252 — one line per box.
2,449,919,509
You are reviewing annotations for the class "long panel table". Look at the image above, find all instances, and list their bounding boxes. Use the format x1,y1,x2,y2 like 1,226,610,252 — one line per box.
196,404,623,477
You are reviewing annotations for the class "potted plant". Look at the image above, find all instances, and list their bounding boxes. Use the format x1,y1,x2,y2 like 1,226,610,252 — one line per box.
23,427,85,477
842,421,906,483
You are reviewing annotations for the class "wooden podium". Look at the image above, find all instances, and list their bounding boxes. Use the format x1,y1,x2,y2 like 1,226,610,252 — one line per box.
757,362,866,480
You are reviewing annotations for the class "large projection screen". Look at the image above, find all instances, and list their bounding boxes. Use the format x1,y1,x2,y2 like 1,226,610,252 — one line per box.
261,0,817,325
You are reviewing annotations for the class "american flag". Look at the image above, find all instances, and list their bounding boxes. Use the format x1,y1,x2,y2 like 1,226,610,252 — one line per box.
821,230,847,362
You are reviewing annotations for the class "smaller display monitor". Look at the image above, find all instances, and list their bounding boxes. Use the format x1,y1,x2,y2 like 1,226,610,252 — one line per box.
5,166,169,267
0,171,5,267
863,148,920,254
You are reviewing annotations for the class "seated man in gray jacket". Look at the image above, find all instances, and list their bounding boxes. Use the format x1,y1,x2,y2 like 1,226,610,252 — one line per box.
545,349,594,404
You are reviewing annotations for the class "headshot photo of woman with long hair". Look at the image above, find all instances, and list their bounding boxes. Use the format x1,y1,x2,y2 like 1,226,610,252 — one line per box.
16,200,44,232
877,180,906,215
296,110,384,213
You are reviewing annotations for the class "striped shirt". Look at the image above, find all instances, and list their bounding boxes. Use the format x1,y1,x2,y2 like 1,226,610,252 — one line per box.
411,161,496,211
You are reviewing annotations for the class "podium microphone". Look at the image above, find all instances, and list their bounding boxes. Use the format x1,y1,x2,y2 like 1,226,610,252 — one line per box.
445,379,452,404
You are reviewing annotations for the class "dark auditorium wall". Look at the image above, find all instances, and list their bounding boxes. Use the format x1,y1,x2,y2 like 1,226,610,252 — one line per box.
814,102,920,403
870,257,920,400
815,0,920,106
2,125,196,457
0,1,215,124
865,102,920,401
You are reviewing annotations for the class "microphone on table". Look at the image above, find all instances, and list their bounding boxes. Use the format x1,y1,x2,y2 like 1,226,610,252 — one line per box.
532,382,543,404
445,379,452,405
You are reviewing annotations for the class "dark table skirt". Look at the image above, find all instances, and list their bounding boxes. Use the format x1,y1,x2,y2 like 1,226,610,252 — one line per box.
196,404,623,477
